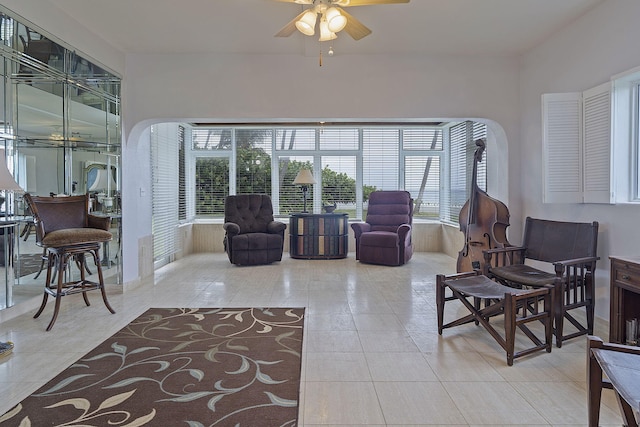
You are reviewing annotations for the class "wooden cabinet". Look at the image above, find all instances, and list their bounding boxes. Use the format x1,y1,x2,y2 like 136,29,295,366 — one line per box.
609,256,640,343
290,213,348,259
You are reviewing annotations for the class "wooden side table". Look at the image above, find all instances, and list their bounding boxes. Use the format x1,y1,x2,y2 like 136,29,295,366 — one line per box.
289,213,348,259
609,256,640,344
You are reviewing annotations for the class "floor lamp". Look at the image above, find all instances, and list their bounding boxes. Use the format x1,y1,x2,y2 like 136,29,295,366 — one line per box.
0,149,22,358
293,169,316,213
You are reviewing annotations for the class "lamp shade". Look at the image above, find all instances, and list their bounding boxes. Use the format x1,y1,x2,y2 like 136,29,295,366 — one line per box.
325,7,347,33
319,17,337,41
0,149,22,191
293,169,316,185
89,168,117,192
295,10,317,36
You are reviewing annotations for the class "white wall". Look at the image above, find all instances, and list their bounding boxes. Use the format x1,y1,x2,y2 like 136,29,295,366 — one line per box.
519,0,640,321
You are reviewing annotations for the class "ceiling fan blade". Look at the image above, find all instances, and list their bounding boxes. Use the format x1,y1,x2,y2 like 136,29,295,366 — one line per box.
333,0,409,6
274,10,309,37
339,8,372,40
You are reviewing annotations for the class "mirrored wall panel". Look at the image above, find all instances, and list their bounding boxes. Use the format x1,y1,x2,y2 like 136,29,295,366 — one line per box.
0,9,122,309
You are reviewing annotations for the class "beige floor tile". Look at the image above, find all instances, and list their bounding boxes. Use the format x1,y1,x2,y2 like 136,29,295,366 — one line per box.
359,331,420,352
480,353,573,382
304,330,363,353
305,313,357,331
409,329,479,353
424,351,504,382
352,313,406,331
511,381,622,425
303,381,385,425
305,352,371,382
443,382,548,425
375,381,467,425
365,352,438,381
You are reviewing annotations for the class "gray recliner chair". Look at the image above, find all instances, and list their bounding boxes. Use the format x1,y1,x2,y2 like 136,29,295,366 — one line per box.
351,190,414,266
223,194,287,266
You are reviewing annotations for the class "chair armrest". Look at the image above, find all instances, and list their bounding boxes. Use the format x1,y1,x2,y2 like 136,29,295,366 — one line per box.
484,245,526,256
88,214,111,231
589,335,640,355
267,221,287,234
397,223,411,242
482,246,526,275
350,222,371,239
553,256,600,275
553,256,599,267
223,222,240,235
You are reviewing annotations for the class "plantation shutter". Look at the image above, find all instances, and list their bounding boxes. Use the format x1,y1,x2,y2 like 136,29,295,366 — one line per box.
542,84,613,204
151,123,179,263
583,82,613,203
542,92,583,203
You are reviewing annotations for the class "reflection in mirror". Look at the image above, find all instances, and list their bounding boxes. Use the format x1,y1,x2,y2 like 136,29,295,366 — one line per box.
85,162,118,213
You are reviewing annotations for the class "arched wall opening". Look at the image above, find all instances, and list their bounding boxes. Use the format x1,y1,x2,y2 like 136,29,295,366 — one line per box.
120,117,512,285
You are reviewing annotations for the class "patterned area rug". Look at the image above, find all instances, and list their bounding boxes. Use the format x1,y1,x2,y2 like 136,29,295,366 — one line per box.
0,307,305,426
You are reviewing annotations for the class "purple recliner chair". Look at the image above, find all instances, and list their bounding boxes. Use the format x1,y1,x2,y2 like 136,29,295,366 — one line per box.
223,194,287,266
351,190,414,266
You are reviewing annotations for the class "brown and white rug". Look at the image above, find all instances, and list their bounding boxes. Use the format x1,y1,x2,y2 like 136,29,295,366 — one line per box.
0,307,305,426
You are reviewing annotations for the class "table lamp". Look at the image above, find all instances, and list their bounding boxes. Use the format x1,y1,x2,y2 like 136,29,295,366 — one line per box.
0,149,22,213
292,169,316,213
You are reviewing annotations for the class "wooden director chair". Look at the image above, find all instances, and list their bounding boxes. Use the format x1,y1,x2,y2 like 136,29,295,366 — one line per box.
436,271,553,366
483,217,599,348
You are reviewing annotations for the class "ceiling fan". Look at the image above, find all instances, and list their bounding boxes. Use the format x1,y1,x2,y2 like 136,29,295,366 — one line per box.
274,0,410,42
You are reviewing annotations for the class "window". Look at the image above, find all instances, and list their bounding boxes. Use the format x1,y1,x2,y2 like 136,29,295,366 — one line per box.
444,122,486,223
184,122,487,222
611,66,640,202
402,128,444,220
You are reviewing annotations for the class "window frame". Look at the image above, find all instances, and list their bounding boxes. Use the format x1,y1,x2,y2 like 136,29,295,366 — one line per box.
184,123,486,222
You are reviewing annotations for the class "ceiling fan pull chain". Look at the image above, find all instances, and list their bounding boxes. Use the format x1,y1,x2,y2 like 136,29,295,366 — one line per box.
319,49,323,67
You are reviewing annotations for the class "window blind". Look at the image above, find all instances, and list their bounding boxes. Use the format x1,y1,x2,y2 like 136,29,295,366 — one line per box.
444,121,487,223
151,123,180,263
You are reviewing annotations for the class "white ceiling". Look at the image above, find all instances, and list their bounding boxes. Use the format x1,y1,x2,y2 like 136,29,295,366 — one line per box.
45,0,604,57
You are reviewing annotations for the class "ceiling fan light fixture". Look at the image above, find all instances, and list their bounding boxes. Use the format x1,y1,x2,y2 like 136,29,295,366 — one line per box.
325,7,347,33
295,10,317,36
319,17,337,41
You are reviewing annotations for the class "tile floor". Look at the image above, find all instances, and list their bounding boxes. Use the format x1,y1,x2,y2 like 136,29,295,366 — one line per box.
0,252,627,426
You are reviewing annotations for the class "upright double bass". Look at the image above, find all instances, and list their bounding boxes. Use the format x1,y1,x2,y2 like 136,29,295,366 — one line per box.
456,138,510,273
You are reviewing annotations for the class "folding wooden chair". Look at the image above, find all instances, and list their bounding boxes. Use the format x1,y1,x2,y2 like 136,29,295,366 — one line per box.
436,271,553,365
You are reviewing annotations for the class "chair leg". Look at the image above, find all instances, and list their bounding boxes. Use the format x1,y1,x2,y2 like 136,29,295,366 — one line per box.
33,251,56,319
587,337,604,427
46,252,70,331
436,274,445,334
504,293,516,366
553,284,564,348
586,275,595,335
90,247,115,314
77,253,91,307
